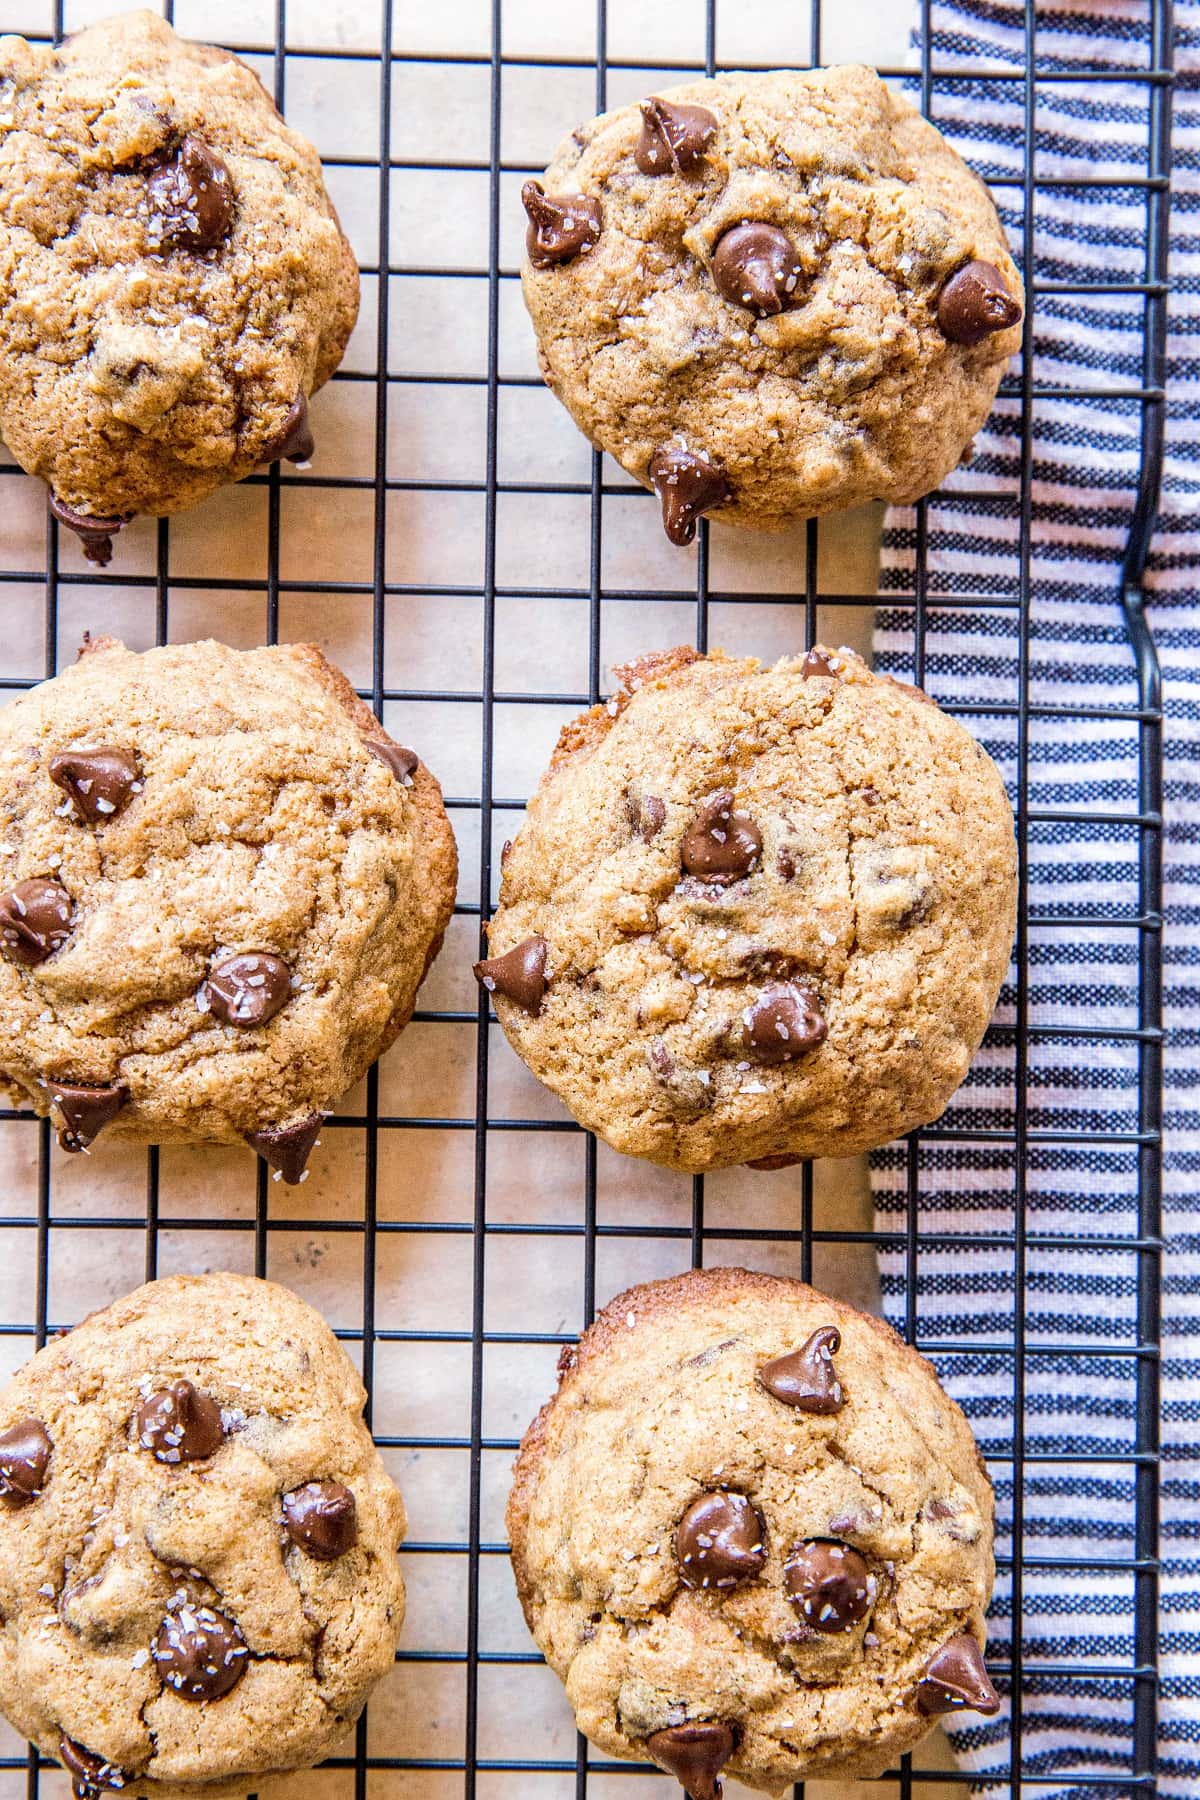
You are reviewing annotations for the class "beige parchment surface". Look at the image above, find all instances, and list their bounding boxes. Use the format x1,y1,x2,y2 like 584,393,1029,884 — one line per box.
0,0,961,1793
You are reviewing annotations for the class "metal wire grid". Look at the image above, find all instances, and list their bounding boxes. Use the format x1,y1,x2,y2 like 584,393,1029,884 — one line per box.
0,0,1175,1793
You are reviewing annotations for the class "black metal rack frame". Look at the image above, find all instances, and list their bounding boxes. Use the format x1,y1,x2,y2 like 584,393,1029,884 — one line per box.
0,0,1174,1793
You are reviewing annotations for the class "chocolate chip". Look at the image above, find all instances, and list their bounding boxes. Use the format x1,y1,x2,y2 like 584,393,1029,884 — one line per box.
282,1480,358,1561
0,1417,51,1505
47,496,132,568
58,1737,127,1800
917,1633,1001,1716
202,952,293,1028
245,1113,323,1185
648,445,732,546
522,180,601,268
45,1081,129,1153
742,984,826,1064
367,741,418,783
680,790,761,884
745,1152,802,1171
757,1325,844,1413
636,97,718,174
801,648,836,679
0,879,74,966
474,935,547,1015
153,1602,248,1701
146,134,234,252
711,223,803,315
775,847,796,882
647,1722,736,1800
135,1380,224,1464
49,749,140,823
784,1540,875,1633
648,1039,674,1079
937,260,1022,346
676,1492,766,1590
261,392,314,464
626,791,667,841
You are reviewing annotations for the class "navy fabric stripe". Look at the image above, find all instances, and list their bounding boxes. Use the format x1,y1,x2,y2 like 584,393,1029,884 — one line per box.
874,1,1194,1792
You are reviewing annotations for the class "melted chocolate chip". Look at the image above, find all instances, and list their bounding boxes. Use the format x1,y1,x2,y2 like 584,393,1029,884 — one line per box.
245,1113,323,1185
0,879,74,966
680,790,761,884
801,648,836,679
474,935,547,1015
261,392,314,464
784,1540,875,1633
917,1633,1001,1716
50,749,140,823
676,1492,766,1590
742,984,826,1064
58,1736,127,1800
626,791,666,841
202,952,293,1028
522,181,602,268
647,1722,736,1800
46,1081,129,1153
757,1326,844,1413
937,260,1022,346
711,223,803,315
367,741,418,782
636,97,718,174
282,1480,359,1560
135,1380,224,1464
48,497,132,568
0,1417,51,1505
745,1152,803,1171
648,445,732,545
153,1602,248,1701
146,135,234,252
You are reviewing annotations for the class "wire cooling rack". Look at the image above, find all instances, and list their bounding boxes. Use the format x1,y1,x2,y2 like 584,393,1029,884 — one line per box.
0,0,1175,1795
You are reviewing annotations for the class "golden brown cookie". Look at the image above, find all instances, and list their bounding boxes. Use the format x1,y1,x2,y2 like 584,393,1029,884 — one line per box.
508,1267,998,1794
521,66,1022,541
0,1274,405,1800
0,11,359,562
0,636,457,1182
477,644,1015,1171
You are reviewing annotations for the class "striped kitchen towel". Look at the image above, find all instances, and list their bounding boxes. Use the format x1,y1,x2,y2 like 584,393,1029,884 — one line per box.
873,1,1197,1794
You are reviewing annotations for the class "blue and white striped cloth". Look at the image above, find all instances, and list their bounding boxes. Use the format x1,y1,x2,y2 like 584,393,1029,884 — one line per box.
872,2,1197,1792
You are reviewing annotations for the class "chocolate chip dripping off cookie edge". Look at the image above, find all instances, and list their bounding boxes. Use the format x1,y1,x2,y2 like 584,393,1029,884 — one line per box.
648,446,733,546
47,497,133,569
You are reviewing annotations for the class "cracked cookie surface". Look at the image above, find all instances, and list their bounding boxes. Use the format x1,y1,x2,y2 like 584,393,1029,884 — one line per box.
508,1267,997,1792
0,1274,405,1800
522,65,1022,535
0,635,456,1172
480,644,1015,1171
0,10,358,537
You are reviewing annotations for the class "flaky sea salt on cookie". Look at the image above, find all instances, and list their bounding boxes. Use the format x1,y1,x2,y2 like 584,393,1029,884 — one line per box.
509,1267,999,1795
0,1274,405,1800
476,644,1015,1171
521,66,1022,542
0,635,456,1182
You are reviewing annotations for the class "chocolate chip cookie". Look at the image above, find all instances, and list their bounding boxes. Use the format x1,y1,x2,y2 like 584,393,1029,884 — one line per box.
0,1273,405,1800
0,635,456,1183
476,644,1015,1171
521,65,1022,542
508,1267,998,1794
0,11,359,563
